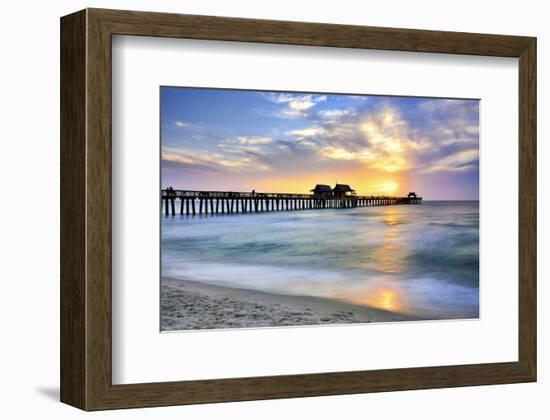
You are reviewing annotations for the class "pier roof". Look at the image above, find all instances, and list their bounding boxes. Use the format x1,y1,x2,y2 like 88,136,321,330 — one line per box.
333,184,355,192
310,184,332,193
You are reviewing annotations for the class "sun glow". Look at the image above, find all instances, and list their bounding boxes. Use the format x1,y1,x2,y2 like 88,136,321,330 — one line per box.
255,171,405,197
374,181,399,195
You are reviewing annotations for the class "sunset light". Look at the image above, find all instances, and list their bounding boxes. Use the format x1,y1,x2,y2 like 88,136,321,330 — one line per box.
377,181,399,195
161,88,479,200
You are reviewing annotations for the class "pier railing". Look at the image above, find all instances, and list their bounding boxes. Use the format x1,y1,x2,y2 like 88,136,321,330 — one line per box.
164,190,314,199
161,189,422,216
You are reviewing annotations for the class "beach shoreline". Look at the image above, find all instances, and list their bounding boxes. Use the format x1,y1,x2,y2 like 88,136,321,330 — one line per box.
161,276,418,331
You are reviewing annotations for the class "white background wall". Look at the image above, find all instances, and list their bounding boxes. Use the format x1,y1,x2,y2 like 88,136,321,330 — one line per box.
0,0,546,418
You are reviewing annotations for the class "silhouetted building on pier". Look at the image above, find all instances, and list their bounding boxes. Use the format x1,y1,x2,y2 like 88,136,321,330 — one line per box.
310,184,333,199
332,184,356,199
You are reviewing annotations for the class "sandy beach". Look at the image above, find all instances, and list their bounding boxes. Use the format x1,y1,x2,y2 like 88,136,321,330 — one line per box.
161,277,416,331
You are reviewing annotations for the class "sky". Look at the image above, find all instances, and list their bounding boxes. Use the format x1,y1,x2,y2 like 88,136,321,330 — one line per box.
161,87,479,200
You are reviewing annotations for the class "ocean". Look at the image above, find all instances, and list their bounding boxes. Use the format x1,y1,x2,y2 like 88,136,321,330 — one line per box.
161,201,479,320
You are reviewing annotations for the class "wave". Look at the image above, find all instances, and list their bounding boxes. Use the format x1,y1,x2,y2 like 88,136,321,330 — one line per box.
161,201,479,319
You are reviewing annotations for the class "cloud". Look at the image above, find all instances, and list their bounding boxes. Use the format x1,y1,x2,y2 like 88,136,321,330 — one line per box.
314,101,479,175
287,126,326,138
419,98,478,113
359,107,426,153
421,148,479,173
164,93,479,183
209,136,274,158
319,146,361,160
214,136,275,156
217,143,262,153
162,147,270,172
316,105,427,172
318,146,409,173
234,136,272,145
318,109,357,119
414,101,479,148
261,93,327,118
175,121,188,127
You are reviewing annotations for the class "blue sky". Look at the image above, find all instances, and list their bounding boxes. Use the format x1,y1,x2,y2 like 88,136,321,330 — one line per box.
161,87,479,200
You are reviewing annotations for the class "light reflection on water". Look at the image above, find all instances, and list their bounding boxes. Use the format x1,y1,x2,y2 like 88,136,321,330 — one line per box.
372,209,408,274
162,201,479,320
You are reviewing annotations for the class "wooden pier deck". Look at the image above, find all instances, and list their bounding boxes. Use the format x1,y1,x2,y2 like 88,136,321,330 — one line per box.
161,190,422,216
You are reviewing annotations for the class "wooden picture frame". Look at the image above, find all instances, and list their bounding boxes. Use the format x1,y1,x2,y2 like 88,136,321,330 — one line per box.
60,8,536,411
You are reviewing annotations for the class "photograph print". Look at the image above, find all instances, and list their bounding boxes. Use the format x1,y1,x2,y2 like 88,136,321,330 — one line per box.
160,87,479,331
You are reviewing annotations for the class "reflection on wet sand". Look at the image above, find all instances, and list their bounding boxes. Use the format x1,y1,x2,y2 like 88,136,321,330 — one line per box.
341,284,410,314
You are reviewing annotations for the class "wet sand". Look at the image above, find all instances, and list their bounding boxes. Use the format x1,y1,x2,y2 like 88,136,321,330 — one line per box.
161,277,416,331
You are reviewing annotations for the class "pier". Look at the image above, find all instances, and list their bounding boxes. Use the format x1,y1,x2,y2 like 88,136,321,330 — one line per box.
161,185,421,216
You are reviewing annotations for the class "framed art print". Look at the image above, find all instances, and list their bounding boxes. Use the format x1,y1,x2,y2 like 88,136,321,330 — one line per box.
61,8,536,410
159,87,480,331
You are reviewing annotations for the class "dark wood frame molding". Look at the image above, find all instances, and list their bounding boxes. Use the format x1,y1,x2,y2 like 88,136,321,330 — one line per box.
61,8,537,411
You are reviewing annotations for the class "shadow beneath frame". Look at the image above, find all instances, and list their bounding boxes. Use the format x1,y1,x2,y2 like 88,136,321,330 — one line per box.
35,386,59,401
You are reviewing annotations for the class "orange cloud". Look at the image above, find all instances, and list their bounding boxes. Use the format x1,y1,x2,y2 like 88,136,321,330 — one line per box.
315,105,427,174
